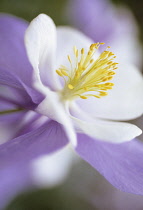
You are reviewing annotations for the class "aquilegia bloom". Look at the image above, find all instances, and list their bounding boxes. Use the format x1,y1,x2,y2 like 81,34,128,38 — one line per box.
1,13,143,207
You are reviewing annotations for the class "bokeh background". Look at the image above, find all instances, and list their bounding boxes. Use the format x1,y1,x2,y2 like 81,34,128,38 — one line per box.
1,0,143,209
1,0,143,66
0,0,143,39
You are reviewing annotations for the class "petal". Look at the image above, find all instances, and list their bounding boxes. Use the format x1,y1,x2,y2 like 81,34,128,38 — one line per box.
0,14,43,104
69,103,142,143
76,134,143,194
0,98,26,122
32,146,75,187
0,14,30,84
0,120,69,208
72,116,142,143
0,118,25,145
0,68,44,105
56,26,97,87
56,26,95,69
0,92,43,145
0,83,36,109
0,98,27,144
0,108,43,144
131,116,143,142
0,120,68,168
25,14,60,90
0,164,32,209
76,64,143,120
36,91,77,146
65,154,143,210
110,20,142,68
102,6,142,67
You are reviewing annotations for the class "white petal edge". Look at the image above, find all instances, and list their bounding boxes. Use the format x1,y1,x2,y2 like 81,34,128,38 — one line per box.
68,102,142,144
72,116,142,144
25,14,61,89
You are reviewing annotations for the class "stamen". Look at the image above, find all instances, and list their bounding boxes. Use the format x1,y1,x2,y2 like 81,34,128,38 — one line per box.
56,43,118,101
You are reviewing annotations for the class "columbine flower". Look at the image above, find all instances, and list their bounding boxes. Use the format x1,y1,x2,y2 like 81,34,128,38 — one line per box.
0,13,143,208
24,14,143,145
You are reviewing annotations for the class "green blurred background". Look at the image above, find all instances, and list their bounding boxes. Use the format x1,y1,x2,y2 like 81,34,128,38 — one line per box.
1,0,143,209
0,0,143,38
0,0,143,41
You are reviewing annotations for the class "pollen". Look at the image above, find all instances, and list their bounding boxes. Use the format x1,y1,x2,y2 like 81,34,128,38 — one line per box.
56,43,118,100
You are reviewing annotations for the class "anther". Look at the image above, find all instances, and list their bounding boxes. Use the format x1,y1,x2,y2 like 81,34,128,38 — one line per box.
68,55,72,63
56,70,63,77
68,84,74,89
81,48,84,54
80,95,88,99
61,70,68,76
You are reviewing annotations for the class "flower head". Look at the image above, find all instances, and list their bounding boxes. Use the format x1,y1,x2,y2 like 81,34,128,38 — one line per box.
0,14,143,208
25,14,142,146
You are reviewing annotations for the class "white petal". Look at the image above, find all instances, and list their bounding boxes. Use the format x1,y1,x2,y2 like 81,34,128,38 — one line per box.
56,26,96,69
25,14,60,89
56,26,99,87
76,63,143,120
72,116,142,144
111,32,142,69
68,103,142,143
35,89,77,146
32,146,76,187
130,116,143,142
109,7,142,68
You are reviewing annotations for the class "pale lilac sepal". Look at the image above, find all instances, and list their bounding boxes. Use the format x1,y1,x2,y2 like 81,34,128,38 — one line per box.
76,134,143,194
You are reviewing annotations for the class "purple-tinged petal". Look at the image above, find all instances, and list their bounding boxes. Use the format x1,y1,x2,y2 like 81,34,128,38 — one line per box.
0,120,68,168
0,14,30,86
0,14,44,104
15,111,49,138
64,159,143,210
0,84,36,109
0,163,33,209
0,110,44,144
76,134,143,194
0,98,27,144
0,115,26,145
0,99,26,122
0,120,68,208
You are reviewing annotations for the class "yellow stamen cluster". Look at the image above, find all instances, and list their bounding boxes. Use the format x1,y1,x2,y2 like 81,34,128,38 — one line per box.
56,43,118,100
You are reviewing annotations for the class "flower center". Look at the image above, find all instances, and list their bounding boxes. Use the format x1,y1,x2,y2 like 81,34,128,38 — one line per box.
56,43,118,101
